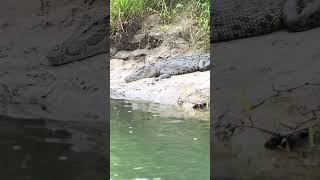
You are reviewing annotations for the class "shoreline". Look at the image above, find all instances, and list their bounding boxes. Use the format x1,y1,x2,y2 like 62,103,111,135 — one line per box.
110,57,210,112
0,1,210,121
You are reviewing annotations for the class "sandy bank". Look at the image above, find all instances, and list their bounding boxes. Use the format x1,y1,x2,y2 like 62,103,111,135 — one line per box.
110,57,210,113
110,13,210,114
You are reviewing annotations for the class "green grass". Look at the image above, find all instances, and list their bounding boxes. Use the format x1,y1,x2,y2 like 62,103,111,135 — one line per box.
188,0,210,50
110,0,210,50
110,0,146,32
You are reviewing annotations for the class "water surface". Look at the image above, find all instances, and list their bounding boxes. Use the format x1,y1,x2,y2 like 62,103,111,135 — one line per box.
111,99,210,180
0,116,107,180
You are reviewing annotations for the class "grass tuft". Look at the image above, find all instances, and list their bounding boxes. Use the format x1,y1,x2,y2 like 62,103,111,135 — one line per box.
189,0,210,50
111,0,210,50
110,0,146,33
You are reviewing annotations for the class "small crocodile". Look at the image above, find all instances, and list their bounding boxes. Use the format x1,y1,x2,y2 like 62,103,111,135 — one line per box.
124,53,210,83
212,0,320,42
46,15,109,66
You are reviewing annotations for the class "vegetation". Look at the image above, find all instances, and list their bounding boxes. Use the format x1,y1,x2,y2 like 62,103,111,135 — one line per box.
110,0,145,31
110,0,210,50
185,0,210,50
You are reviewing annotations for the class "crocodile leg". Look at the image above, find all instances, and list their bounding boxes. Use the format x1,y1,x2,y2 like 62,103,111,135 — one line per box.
282,0,320,31
155,73,172,81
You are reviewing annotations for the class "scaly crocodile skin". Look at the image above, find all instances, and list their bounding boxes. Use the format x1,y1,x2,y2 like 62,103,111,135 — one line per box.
125,53,210,83
46,15,109,66
212,0,320,42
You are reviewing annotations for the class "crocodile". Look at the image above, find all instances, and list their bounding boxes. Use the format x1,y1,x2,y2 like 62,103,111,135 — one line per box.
124,53,210,83
212,0,320,42
46,15,109,66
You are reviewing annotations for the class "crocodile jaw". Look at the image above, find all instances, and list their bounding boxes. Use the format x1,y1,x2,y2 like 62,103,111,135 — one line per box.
46,16,108,66
46,43,87,66
46,45,67,66
125,65,158,83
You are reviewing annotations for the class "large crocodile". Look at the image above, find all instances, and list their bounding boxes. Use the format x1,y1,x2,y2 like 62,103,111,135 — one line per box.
46,15,109,66
212,0,320,42
124,53,210,83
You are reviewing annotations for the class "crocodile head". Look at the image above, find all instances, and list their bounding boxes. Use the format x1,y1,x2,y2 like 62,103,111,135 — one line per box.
125,65,158,83
46,44,67,66
46,42,87,66
46,16,108,66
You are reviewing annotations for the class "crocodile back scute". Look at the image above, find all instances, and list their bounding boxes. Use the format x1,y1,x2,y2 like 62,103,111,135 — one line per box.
212,0,283,42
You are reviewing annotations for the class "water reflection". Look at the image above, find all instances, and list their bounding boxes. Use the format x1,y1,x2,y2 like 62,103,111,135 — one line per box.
111,99,210,180
0,116,107,180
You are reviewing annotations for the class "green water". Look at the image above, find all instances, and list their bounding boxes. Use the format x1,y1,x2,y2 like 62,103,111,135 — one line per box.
110,99,210,180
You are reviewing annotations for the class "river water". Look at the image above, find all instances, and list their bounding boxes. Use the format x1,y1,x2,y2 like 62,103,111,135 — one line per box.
0,116,107,179
110,99,210,180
